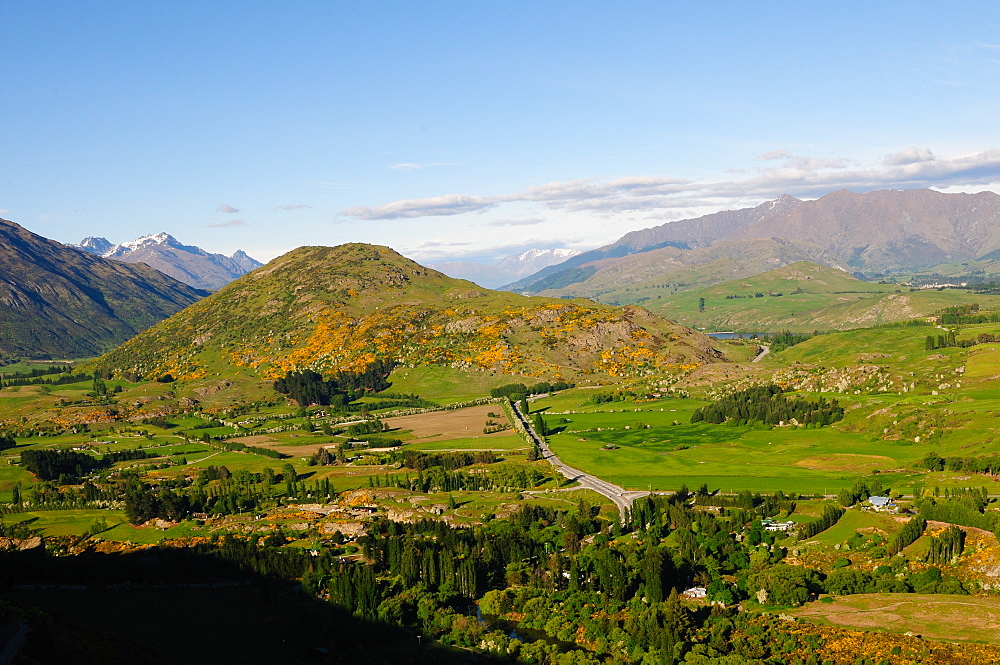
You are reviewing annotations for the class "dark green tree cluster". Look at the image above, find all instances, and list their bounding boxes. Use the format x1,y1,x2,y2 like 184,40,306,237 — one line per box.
762,330,814,352
799,504,845,539
915,496,997,532
273,369,344,407
925,525,965,564
2,371,93,388
0,432,15,450
921,451,1000,476
692,489,796,517
400,449,496,471
331,358,396,392
490,380,571,399
587,389,637,405
102,448,150,464
274,361,396,407
20,449,103,481
691,384,844,427
347,419,387,437
531,412,549,436
822,561,964,595
369,462,543,494
938,304,1000,324
837,476,887,506
887,516,927,556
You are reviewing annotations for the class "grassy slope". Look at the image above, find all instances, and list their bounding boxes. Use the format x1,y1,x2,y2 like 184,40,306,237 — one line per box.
539,325,1000,494
790,593,1000,644
616,261,1000,332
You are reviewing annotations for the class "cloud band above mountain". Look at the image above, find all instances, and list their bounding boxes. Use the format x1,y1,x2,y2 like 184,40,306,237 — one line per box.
341,149,1000,221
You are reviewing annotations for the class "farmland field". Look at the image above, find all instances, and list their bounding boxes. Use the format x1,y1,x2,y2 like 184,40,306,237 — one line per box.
537,395,914,494
383,403,511,442
790,593,1000,644
535,376,1000,494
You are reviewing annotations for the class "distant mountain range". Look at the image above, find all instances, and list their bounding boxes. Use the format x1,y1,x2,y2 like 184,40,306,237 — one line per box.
428,248,580,288
76,233,262,291
0,219,207,360
506,189,1000,299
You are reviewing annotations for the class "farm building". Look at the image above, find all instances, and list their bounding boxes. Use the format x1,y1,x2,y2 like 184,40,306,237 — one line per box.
868,496,895,511
761,518,796,532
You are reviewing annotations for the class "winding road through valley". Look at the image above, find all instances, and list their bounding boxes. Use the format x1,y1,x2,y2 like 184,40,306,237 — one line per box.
511,401,650,523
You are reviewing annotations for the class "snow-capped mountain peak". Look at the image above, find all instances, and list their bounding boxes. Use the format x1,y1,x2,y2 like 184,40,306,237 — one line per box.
76,236,114,255
73,232,263,291
429,247,582,289
107,232,179,256
497,247,580,270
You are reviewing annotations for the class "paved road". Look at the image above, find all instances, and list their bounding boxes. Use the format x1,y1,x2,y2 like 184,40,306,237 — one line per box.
751,343,770,363
511,401,648,523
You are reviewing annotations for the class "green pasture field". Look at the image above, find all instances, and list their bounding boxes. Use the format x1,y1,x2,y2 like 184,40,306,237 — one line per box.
537,394,918,494
771,321,1000,375
803,508,904,546
5,508,208,544
536,361,1000,495
658,286,1000,334
767,325,964,376
4,509,127,537
101,519,211,544
0,463,37,501
789,593,1000,644
388,365,534,403
966,343,1000,384
0,360,78,375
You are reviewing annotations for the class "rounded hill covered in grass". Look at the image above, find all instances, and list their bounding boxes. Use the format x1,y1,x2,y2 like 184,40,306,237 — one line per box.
94,243,726,385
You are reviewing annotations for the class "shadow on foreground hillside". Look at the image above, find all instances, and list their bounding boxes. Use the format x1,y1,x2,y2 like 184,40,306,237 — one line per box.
0,546,508,664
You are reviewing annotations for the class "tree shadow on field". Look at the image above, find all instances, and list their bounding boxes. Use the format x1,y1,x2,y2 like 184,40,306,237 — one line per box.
0,545,509,665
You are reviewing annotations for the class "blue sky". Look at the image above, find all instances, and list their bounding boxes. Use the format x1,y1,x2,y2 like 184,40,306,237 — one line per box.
3,2,1000,264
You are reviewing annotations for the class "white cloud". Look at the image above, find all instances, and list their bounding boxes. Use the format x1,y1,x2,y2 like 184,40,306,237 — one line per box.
216,204,240,213
405,238,579,263
882,147,937,166
759,149,790,161
341,149,1000,221
207,219,247,228
390,162,448,171
342,194,505,220
275,204,312,211
486,218,545,227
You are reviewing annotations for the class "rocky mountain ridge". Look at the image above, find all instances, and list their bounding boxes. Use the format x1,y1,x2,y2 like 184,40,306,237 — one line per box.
0,219,207,359
76,232,262,290
507,188,1000,298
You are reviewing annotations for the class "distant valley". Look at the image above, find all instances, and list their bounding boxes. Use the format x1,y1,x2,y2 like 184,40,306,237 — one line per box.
428,247,579,288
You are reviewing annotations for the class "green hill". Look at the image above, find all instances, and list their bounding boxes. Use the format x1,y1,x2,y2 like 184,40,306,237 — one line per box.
94,244,725,386
628,262,1000,332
